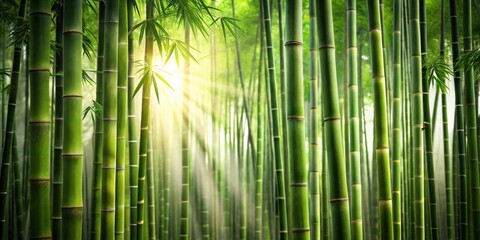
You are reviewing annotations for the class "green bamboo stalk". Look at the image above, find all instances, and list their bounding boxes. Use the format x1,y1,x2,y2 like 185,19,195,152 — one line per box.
197,116,210,240
61,0,84,237
22,44,29,205
321,120,330,240
0,40,3,153
1,40,4,150
147,127,156,240
90,1,105,239
419,1,439,238
367,0,394,239
28,0,52,238
6,141,11,240
162,143,170,240
233,73,239,240
453,120,459,239
343,13,349,203
180,20,190,240
230,0,256,170
477,79,480,165
199,150,210,240
222,45,231,239
346,0,363,238
392,0,402,238
409,0,425,238
316,0,352,239
241,118,247,240
277,0,288,194
442,77,454,239
0,0,26,236
253,29,265,238
115,0,128,237
125,108,130,240
261,0,288,238
12,133,24,240
52,1,64,239
137,1,154,239
127,0,139,238
358,41,371,240
402,13,410,240
285,1,310,239
101,0,119,237
255,62,264,240
278,0,292,233
463,0,480,237
439,1,454,238
379,0,390,119
308,0,320,238
156,135,162,239
449,0,467,238
401,1,413,237
208,2,220,235
264,50,274,240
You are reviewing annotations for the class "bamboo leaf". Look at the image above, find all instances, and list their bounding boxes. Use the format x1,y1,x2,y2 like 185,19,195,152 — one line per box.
456,47,480,73
2,84,10,95
82,69,95,86
82,100,103,123
8,17,29,47
424,55,452,93
82,22,96,60
0,68,11,78
133,65,150,97
152,71,160,103
153,70,174,91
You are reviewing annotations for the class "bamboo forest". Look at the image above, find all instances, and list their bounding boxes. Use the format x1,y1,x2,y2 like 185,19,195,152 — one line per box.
1,0,480,239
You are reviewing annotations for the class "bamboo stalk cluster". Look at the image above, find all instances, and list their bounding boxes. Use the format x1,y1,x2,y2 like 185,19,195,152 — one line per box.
0,0,479,240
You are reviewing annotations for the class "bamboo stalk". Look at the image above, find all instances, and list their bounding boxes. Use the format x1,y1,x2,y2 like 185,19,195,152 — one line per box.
409,0,425,238
316,0,352,239
90,1,105,239
52,2,64,239
392,0,402,238
308,0,320,238
448,0,467,238
61,0,84,237
114,0,128,237
137,1,154,239
463,0,480,237
347,0,363,238
285,0,310,239
127,0,138,238
0,0,27,236
101,0,119,237
261,0,289,238
367,0,394,238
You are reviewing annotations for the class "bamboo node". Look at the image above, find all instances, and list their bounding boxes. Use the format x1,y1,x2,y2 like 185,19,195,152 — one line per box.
292,228,310,233
323,116,340,122
29,178,50,182
287,116,304,121
330,197,348,203
63,30,83,35
319,45,335,49
290,182,307,187
29,120,51,124
29,11,52,17
285,41,303,46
